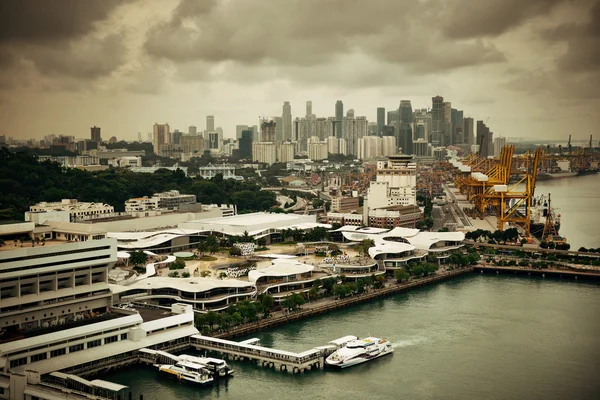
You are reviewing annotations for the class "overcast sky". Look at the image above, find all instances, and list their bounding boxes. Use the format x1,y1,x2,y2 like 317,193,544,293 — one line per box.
1,0,598,142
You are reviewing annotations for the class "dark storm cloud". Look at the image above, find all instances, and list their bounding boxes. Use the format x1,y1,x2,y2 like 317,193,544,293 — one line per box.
144,0,506,77
542,0,600,72
0,0,126,44
442,0,564,38
0,0,132,87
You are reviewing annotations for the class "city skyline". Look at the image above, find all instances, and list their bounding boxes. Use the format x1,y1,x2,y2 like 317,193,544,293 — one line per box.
1,0,599,142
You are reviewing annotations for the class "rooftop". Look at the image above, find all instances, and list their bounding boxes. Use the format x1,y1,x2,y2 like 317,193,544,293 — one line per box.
110,276,255,294
189,212,308,227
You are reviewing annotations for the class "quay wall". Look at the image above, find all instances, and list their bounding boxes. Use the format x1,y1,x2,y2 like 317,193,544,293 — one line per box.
474,265,600,281
212,267,474,340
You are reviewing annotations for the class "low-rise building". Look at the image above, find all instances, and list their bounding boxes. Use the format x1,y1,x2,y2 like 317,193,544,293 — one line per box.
367,205,422,229
326,212,363,226
28,199,114,223
125,190,196,212
330,196,360,213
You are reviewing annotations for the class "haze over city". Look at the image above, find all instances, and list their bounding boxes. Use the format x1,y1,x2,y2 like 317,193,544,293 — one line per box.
1,0,599,142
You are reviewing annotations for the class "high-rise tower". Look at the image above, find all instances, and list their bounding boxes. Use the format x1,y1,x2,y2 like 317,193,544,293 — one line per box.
377,108,385,137
431,96,444,146
335,100,343,138
206,115,215,132
282,101,292,142
306,101,312,117
90,126,101,142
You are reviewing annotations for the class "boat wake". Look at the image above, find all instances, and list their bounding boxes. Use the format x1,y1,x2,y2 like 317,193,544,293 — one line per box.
391,337,427,349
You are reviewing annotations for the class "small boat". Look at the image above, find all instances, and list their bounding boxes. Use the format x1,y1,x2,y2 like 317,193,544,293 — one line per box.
157,361,214,385
325,337,393,368
177,354,234,378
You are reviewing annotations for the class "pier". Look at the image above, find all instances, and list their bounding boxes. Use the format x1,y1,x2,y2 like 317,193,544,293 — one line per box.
189,335,327,373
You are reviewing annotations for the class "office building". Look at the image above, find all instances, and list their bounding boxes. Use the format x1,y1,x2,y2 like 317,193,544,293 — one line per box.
399,100,413,154
90,126,101,142
413,138,431,157
366,155,417,209
431,96,444,146
306,101,312,116
283,101,292,142
172,129,183,145
188,126,197,136
239,129,253,159
206,115,215,132
377,107,385,137
346,109,354,118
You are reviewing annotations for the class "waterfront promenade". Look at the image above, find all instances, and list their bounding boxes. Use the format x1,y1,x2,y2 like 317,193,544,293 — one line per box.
210,267,474,339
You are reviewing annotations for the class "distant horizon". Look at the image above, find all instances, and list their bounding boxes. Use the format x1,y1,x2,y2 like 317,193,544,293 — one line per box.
1,1,598,143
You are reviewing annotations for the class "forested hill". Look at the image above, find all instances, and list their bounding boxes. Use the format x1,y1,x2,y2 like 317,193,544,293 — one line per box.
0,149,276,221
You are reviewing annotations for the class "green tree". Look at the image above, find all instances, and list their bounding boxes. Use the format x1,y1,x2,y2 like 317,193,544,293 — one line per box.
205,311,219,330
129,251,148,267
424,263,439,275
410,264,425,277
259,294,275,310
197,240,209,257
206,235,220,254
394,268,410,283
168,259,186,270
182,271,190,278
229,246,242,257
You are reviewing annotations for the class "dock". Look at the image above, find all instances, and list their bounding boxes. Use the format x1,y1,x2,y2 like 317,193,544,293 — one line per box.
189,334,329,373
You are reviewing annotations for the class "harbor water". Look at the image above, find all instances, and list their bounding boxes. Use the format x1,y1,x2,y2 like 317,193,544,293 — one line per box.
534,174,600,249
103,275,600,400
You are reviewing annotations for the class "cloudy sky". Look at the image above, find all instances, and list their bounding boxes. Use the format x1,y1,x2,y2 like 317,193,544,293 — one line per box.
1,0,598,142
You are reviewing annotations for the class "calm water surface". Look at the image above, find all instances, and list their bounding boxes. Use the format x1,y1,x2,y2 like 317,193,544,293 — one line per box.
535,174,600,249
104,275,600,400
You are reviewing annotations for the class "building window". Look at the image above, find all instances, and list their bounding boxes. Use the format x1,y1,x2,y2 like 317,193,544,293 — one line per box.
31,352,48,362
69,344,84,353
50,348,66,358
120,333,128,341
104,335,118,344
87,339,101,348
10,357,27,368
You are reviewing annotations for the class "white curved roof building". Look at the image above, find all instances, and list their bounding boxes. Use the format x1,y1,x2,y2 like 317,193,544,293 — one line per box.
249,259,331,301
111,277,256,312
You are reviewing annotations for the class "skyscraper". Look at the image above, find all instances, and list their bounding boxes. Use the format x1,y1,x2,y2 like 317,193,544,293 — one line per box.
189,126,197,136
335,100,343,138
306,101,312,116
377,107,385,137
206,115,215,132
274,116,284,143
476,120,492,157
282,101,292,142
239,129,253,159
493,136,506,157
454,110,464,144
90,126,101,142
399,100,413,154
260,119,276,142
152,123,170,155
463,117,474,146
443,102,452,146
431,96,444,146
346,109,354,118
236,125,249,140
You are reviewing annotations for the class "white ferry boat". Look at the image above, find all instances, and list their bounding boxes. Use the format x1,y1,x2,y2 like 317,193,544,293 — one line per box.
325,337,393,368
158,361,214,385
177,354,234,378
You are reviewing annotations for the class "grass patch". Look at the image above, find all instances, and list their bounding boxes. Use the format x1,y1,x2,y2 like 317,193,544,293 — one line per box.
200,255,217,261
